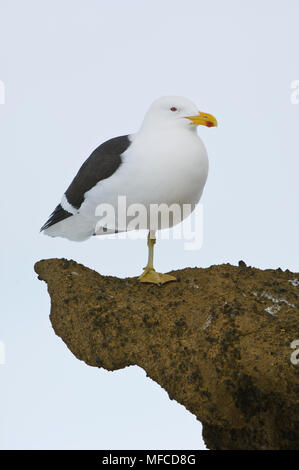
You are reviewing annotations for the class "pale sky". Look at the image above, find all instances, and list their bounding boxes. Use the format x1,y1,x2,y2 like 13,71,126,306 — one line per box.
0,0,299,450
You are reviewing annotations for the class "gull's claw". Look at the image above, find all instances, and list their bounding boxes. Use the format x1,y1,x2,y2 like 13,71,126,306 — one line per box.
138,268,176,285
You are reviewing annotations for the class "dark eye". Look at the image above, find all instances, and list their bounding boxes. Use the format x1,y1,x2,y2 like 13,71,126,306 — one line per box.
170,106,177,112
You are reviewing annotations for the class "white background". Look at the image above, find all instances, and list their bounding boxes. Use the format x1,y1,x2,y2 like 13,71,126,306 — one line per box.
0,0,298,449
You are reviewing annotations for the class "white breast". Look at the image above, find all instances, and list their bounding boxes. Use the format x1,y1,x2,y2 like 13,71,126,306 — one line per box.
80,128,209,230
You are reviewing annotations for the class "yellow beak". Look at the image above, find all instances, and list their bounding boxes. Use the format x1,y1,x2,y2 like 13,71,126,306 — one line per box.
185,111,218,128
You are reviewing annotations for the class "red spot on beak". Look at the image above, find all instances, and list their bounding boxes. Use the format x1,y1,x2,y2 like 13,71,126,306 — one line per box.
206,121,214,127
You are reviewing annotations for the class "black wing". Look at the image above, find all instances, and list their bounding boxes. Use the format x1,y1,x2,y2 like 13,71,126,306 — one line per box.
65,134,131,209
40,135,131,231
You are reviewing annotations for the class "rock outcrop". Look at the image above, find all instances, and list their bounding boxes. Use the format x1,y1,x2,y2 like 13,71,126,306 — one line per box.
34,258,299,450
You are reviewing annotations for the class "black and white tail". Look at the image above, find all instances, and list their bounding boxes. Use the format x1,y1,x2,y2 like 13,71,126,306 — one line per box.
40,204,72,231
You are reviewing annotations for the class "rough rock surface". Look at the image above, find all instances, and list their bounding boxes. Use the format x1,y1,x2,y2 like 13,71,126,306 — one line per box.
34,258,299,450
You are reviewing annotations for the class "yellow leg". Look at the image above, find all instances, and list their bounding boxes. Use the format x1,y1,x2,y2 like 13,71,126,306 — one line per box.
138,231,176,285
